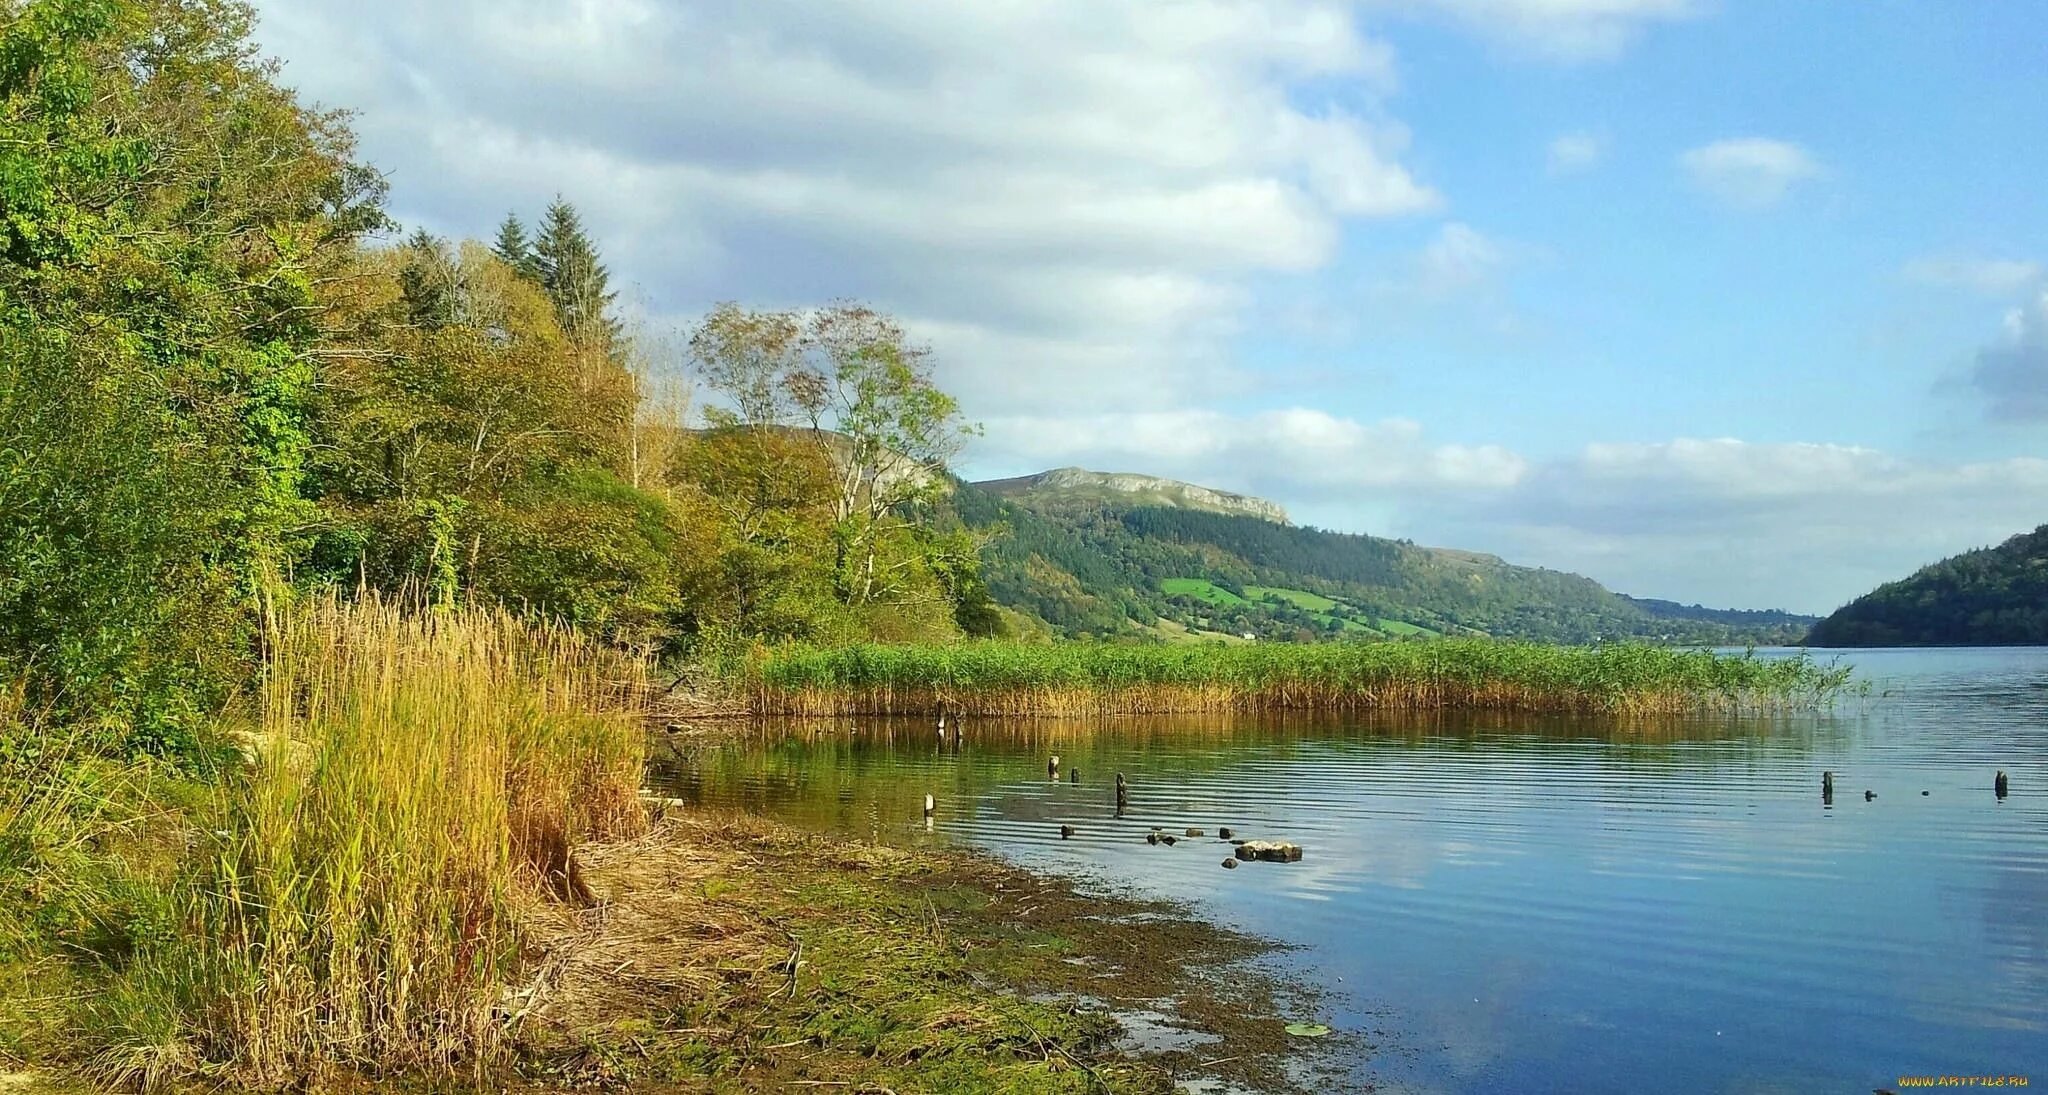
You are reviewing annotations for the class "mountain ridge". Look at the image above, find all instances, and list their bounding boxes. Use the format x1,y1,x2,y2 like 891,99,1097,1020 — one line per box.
974,467,1290,524
1806,523,2048,646
946,470,1812,645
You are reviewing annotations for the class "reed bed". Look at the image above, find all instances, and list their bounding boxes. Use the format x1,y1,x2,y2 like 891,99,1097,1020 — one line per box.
736,639,1850,718
95,597,650,1088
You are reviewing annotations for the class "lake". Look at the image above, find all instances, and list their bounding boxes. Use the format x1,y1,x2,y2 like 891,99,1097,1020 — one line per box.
648,648,2047,1093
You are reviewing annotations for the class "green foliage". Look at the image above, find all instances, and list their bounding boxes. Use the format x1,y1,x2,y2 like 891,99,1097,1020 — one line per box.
533,197,619,349
666,425,848,643
309,241,680,644
678,304,989,644
469,469,684,645
944,480,1154,637
0,700,207,1070
1807,523,2048,646
0,328,239,736
0,0,380,733
491,212,542,281
950,482,1814,646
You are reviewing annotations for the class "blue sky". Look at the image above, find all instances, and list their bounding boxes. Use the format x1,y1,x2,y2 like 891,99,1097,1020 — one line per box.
251,0,2048,613
1276,1,2045,458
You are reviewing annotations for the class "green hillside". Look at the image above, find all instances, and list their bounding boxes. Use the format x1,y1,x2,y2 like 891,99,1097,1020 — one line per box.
946,475,1813,645
1806,524,2048,646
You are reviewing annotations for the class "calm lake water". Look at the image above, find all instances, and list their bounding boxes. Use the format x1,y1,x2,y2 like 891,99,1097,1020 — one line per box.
649,648,2047,1093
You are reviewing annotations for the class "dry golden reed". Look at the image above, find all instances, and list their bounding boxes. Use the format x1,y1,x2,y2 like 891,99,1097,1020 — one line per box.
96,596,648,1088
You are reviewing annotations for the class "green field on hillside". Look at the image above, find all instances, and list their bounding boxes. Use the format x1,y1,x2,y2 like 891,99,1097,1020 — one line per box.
1160,578,1249,605
1167,579,1453,638
1246,585,1341,610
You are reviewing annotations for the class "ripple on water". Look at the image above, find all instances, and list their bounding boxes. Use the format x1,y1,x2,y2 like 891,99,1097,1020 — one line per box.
651,647,2048,1093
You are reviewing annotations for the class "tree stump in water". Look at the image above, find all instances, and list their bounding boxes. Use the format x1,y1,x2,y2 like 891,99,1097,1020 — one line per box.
1234,840,1304,863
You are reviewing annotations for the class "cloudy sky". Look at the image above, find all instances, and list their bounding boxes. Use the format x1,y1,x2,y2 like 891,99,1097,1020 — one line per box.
251,0,2048,614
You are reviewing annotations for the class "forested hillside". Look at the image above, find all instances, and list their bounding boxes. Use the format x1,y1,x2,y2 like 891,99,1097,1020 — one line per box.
948,482,1814,645
1806,524,2048,646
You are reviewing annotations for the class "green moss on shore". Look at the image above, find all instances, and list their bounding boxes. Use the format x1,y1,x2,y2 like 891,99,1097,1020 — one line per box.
510,814,1338,1094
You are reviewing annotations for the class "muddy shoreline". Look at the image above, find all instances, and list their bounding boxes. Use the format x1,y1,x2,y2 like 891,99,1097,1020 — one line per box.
510,812,1356,1093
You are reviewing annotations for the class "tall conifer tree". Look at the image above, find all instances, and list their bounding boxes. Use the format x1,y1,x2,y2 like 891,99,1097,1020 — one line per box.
533,198,619,349
399,229,458,328
491,213,541,281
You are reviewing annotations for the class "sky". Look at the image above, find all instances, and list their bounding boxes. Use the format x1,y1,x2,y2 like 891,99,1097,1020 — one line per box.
249,0,2048,614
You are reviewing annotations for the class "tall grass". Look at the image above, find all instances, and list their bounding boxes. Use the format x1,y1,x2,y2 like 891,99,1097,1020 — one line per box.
734,639,1850,717
92,596,649,1088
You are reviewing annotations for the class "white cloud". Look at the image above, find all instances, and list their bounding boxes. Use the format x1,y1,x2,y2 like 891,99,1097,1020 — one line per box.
1485,439,2048,611
1902,255,2043,296
1417,222,1510,295
1678,138,1821,210
1969,289,2048,422
975,409,1528,502
1402,0,1698,61
1546,132,1606,174
251,0,1439,415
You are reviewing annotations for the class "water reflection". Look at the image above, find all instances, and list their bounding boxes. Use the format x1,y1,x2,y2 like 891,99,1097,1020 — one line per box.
648,649,2048,1093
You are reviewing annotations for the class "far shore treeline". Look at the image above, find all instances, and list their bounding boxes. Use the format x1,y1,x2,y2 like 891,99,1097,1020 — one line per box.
0,1,1854,1089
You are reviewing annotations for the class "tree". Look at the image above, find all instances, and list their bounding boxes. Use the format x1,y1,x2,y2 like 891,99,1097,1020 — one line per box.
492,213,541,281
681,302,985,638
667,427,845,643
0,0,383,736
398,230,460,328
309,243,676,646
794,306,982,607
533,198,619,350
687,303,806,427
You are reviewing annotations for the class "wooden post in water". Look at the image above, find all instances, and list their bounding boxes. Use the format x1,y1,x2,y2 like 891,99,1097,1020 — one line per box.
1048,754,1060,780
1995,770,2009,800
1822,770,1834,805
1115,772,1129,816
924,793,935,820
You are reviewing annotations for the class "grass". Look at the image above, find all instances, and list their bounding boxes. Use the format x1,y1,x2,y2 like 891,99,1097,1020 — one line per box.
0,597,653,1091
1246,585,1340,611
1166,579,1441,637
1160,578,1248,605
0,708,177,1075
728,638,1852,718
163,596,651,1087
1,603,1337,1093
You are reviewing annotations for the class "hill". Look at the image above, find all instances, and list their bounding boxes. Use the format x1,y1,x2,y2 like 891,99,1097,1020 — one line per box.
1805,524,2048,646
947,470,1813,645
1623,597,1818,634
974,467,1290,523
